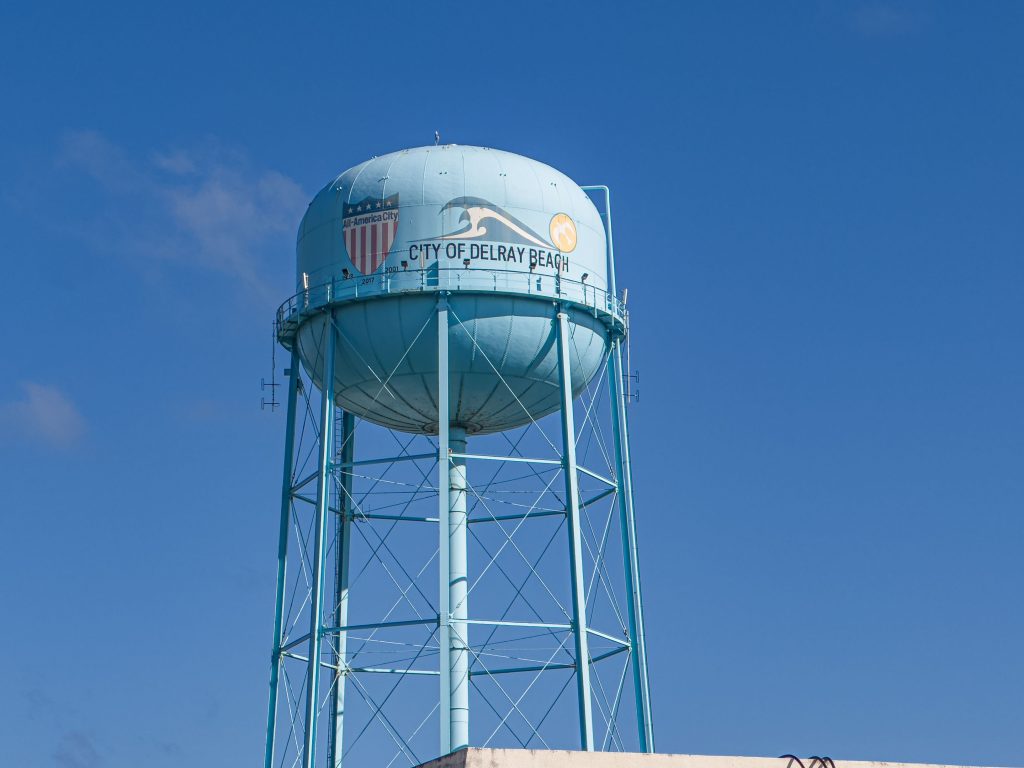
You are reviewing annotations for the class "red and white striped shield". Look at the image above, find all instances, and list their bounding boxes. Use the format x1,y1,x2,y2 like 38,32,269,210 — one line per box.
342,194,399,275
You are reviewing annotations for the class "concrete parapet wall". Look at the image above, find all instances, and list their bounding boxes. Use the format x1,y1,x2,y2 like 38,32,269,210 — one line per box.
416,750,1005,768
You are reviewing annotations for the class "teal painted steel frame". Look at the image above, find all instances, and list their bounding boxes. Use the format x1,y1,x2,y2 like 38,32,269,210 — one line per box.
583,184,655,752
265,403,643,765
275,267,626,350
328,411,355,768
265,344,302,768
302,312,337,768
556,307,596,751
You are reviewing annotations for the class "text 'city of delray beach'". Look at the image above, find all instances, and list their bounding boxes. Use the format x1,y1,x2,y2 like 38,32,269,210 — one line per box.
407,241,571,272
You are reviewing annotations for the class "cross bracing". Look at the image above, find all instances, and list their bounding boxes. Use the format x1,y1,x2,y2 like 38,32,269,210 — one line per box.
263,296,652,768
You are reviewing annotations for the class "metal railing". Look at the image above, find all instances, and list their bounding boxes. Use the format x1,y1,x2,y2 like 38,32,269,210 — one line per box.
275,266,627,339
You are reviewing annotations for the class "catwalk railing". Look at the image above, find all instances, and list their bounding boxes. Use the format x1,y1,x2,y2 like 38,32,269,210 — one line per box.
275,267,628,342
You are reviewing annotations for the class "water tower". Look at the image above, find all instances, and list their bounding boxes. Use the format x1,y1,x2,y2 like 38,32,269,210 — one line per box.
264,145,653,768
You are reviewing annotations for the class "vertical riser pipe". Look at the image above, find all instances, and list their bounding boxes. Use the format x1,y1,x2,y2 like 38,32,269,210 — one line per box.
589,182,655,752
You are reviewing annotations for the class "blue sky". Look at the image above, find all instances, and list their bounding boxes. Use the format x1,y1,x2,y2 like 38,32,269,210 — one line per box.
2,1,1023,766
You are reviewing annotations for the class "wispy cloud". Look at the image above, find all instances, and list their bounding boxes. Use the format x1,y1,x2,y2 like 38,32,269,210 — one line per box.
153,739,183,758
0,382,87,449
851,2,929,38
58,131,307,298
52,731,100,768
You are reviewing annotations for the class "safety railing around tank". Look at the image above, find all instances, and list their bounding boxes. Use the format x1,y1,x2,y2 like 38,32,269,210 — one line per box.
275,266,627,338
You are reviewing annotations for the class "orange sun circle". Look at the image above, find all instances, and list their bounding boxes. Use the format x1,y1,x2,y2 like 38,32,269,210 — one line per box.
549,213,578,253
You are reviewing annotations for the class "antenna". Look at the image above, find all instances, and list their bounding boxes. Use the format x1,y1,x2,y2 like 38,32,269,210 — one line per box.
624,367,640,404
261,323,280,411
622,288,639,403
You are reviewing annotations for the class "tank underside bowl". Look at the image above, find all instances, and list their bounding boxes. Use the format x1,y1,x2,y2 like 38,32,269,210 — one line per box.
295,294,609,435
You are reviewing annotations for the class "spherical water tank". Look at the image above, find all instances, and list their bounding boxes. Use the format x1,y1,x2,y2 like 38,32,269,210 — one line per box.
279,145,624,435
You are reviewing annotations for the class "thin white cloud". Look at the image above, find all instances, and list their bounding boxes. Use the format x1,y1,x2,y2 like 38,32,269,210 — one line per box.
162,163,305,289
152,148,198,175
60,129,144,191
58,131,307,298
0,382,87,449
851,3,927,38
52,730,101,768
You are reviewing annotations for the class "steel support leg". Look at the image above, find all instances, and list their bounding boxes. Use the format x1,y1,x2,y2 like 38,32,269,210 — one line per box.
609,337,654,751
448,427,469,750
586,181,656,751
437,296,453,755
302,315,337,768
265,343,301,768
556,308,595,751
328,411,356,768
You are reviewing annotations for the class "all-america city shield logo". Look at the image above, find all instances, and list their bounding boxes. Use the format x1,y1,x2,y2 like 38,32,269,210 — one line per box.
343,193,399,275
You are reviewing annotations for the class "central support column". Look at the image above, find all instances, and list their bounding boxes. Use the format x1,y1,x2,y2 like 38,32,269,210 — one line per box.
437,296,454,755
556,308,595,751
448,427,469,751
438,294,469,753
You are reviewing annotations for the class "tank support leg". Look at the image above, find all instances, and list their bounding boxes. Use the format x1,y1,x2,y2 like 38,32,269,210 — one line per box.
609,337,655,752
437,296,454,755
328,411,356,768
265,343,301,768
586,182,656,752
556,308,595,751
302,314,337,768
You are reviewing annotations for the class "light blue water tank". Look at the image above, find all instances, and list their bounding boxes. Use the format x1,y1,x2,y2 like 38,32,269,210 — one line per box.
280,145,624,435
